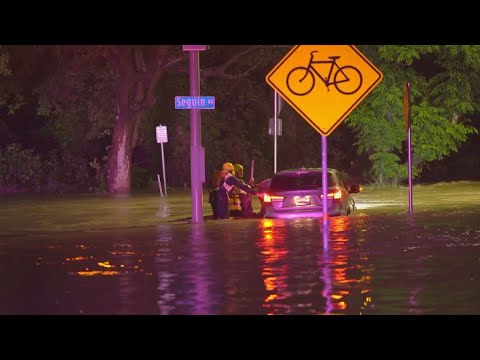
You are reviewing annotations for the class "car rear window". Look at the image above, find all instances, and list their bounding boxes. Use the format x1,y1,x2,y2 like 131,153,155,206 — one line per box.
269,172,335,191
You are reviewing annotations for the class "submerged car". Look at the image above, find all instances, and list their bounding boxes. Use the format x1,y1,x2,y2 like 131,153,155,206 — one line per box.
262,168,360,219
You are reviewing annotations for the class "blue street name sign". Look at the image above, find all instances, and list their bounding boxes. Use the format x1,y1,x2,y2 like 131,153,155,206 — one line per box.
175,96,215,110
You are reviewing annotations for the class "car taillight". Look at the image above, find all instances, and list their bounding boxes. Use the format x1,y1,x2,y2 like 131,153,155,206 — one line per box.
332,189,342,199
321,190,342,200
263,193,284,203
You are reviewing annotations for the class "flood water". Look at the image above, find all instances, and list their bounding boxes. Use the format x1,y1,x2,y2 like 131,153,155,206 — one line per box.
1,183,480,315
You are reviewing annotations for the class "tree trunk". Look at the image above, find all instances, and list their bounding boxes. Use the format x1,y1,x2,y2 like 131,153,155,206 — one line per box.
107,111,138,194
103,46,179,195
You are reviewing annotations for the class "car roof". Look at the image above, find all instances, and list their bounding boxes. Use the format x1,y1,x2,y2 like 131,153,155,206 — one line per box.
274,167,338,176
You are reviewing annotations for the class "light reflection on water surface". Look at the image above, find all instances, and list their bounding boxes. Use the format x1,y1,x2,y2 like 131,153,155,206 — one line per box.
0,212,479,314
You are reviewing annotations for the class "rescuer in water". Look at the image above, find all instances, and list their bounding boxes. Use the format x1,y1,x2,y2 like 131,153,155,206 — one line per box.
214,162,257,219
231,163,255,217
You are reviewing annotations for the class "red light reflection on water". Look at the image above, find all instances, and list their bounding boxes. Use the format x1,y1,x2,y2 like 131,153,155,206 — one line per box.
258,219,289,315
323,216,374,314
257,216,374,315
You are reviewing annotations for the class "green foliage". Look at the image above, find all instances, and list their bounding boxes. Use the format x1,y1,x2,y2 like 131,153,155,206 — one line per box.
36,49,116,143
0,47,11,77
0,46,26,115
347,56,407,185
347,45,480,186
0,143,43,191
377,45,439,65
441,45,480,70
412,101,477,163
369,152,408,187
0,142,105,193
32,46,115,191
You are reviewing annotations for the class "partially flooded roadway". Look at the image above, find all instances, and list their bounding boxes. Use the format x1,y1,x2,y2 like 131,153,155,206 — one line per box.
1,182,479,314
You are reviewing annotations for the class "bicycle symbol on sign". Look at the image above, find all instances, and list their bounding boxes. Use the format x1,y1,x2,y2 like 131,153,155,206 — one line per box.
286,51,363,96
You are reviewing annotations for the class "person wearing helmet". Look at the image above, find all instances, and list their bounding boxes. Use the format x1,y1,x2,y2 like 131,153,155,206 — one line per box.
208,169,224,219
214,162,257,219
232,163,255,217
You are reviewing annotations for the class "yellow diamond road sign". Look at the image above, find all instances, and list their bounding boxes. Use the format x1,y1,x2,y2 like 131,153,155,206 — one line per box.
266,45,383,136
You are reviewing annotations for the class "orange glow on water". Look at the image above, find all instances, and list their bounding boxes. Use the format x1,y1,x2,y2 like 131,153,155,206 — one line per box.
261,219,274,228
65,256,88,262
265,294,278,303
338,301,347,310
98,261,113,268
76,270,119,276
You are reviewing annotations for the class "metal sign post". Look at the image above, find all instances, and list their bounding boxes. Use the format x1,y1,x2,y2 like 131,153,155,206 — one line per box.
271,91,284,174
322,135,328,227
268,117,282,136
182,45,209,224
250,159,255,183
404,81,413,214
274,91,278,174
161,142,167,196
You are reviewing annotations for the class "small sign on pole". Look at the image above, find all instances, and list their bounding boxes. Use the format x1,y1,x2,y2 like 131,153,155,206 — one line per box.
156,125,168,144
155,125,168,196
268,117,283,136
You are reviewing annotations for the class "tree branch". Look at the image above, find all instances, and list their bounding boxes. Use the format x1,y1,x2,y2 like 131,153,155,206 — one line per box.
169,45,291,79
130,50,185,112
143,52,185,108
136,54,185,80
201,45,262,79
130,61,164,112
165,53,186,69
